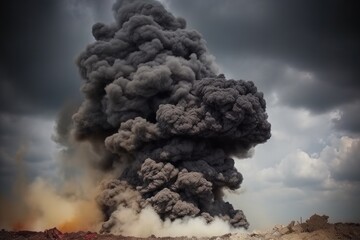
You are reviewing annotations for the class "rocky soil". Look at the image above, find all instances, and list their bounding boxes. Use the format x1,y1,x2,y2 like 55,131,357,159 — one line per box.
1,214,359,240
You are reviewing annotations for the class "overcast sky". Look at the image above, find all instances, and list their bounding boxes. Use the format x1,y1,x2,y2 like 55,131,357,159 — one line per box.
0,0,359,230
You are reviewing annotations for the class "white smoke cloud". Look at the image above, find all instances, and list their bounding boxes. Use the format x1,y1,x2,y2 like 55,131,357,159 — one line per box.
108,206,246,237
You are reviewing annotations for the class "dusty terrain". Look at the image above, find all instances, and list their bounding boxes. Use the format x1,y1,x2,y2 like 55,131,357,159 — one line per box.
1,215,359,240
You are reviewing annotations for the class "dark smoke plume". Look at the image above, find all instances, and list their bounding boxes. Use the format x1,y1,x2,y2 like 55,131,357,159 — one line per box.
73,0,271,233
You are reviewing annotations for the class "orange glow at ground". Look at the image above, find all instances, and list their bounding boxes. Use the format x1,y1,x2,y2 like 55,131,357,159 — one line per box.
11,217,33,231
11,222,28,231
58,218,86,233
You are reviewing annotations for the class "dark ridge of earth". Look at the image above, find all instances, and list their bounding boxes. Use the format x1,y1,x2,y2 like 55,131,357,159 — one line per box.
1,214,360,240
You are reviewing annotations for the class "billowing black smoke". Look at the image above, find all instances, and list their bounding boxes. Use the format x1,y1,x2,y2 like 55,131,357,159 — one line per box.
73,0,271,233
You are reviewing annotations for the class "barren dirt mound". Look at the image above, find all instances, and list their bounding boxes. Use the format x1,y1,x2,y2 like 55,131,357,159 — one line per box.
234,214,360,240
1,214,359,240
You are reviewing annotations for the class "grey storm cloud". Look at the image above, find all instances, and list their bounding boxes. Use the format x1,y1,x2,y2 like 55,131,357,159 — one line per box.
166,0,360,133
333,101,360,134
0,1,73,114
73,0,271,232
167,0,359,81
0,0,114,115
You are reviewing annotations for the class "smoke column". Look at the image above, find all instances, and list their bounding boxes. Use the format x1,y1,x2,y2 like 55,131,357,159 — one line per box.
73,0,271,235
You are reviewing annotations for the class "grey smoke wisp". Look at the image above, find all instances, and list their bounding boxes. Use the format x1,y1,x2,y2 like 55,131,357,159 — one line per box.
73,0,271,233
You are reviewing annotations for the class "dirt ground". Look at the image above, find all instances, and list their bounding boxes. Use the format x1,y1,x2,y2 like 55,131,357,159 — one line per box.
1,214,359,240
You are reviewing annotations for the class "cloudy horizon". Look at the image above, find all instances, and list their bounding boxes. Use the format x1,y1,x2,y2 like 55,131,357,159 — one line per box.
0,0,359,231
